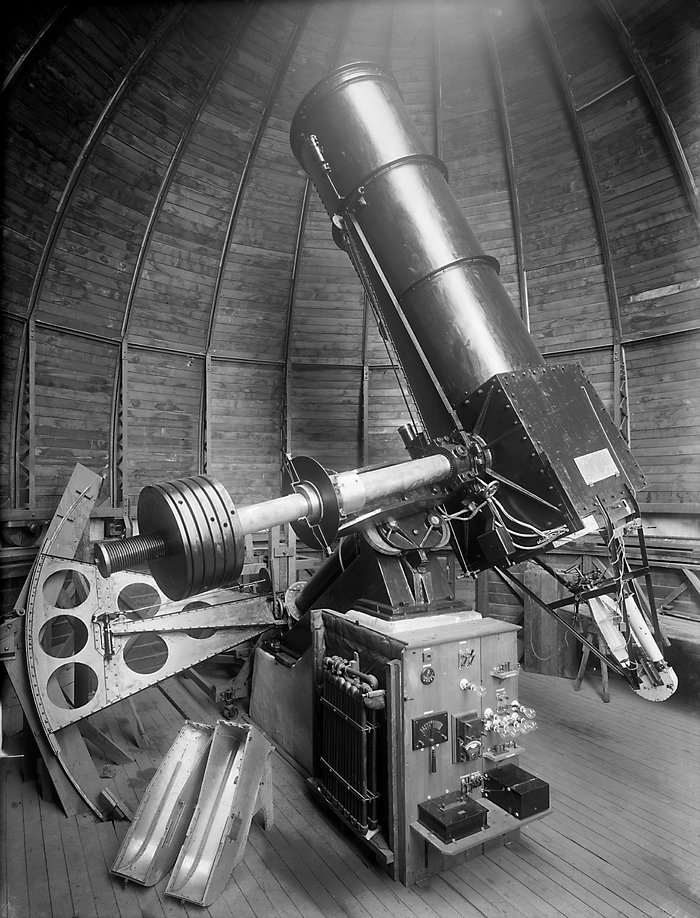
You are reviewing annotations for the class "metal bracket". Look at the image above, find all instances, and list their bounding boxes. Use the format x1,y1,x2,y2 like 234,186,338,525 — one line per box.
0,618,19,661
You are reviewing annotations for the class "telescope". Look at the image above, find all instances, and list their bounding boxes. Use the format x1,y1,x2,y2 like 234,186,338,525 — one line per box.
92,61,678,888
95,62,675,705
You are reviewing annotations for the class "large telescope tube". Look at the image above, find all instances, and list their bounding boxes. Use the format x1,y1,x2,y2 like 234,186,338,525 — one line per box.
290,62,543,435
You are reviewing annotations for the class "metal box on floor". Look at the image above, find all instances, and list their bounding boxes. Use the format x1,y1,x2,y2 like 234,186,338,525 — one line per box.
482,763,550,819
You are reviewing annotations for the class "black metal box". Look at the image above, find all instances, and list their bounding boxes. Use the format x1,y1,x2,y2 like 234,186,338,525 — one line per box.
417,791,488,843
482,764,549,819
454,364,646,570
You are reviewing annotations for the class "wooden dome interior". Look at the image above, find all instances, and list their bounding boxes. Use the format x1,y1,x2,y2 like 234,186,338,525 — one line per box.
2,7,700,910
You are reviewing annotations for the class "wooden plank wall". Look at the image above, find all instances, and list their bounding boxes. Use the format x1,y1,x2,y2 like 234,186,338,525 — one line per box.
0,0,697,540
627,333,700,506
209,361,284,506
206,4,308,360
33,327,118,505
32,7,225,343
123,5,296,354
620,0,699,182
366,367,417,466
1,3,168,324
389,0,437,154
124,348,202,500
0,318,25,504
290,198,365,367
337,0,394,67
439,2,522,314
13,3,259,510
541,0,700,508
497,0,613,357
289,367,363,473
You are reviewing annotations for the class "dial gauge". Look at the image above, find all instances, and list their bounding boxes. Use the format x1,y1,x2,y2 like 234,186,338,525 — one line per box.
420,666,436,685
412,711,449,750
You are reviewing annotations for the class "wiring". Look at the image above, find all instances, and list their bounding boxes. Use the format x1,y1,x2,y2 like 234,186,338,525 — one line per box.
489,493,563,551
507,531,563,552
595,495,635,657
440,476,563,554
491,496,546,537
439,480,499,521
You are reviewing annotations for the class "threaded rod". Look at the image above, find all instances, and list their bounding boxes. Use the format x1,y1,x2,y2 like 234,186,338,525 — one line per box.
94,535,167,577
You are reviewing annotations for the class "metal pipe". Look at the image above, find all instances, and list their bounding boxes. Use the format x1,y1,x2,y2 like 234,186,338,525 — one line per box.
368,707,378,829
235,491,315,534
336,454,451,512
358,693,368,830
295,534,362,616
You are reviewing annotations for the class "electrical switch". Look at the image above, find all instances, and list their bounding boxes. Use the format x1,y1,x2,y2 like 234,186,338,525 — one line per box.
452,712,483,763
459,679,485,696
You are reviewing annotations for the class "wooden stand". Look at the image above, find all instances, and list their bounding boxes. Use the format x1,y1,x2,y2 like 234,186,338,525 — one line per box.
574,618,610,703
523,566,580,679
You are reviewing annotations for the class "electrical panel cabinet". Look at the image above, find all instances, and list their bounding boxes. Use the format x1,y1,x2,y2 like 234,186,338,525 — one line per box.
314,609,549,886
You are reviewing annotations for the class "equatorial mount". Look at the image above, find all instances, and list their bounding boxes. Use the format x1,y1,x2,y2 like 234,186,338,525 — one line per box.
94,443,484,601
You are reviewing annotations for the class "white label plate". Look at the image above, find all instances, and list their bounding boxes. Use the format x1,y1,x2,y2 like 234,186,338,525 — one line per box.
574,447,618,485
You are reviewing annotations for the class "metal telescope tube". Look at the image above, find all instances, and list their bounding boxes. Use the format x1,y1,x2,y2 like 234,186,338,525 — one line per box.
333,453,451,514
290,62,543,436
94,453,454,599
240,453,452,528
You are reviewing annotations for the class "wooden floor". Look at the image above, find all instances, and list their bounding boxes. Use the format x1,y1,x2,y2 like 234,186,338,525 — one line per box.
2,665,699,918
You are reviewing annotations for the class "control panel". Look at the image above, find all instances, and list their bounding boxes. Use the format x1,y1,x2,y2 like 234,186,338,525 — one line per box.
399,616,544,883
404,618,534,778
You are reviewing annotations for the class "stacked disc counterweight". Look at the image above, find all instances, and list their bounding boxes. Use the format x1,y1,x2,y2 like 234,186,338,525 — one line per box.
95,476,244,601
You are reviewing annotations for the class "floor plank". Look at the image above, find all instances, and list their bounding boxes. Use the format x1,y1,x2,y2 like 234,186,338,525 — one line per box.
37,793,74,918
486,842,604,918
264,804,375,918
247,818,348,918
517,834,656,918
455,854,578,918
0,746,8,918
5,762,30,918
76,812,125,918
417,875,486,918
231,859,284,918
2,667,699,918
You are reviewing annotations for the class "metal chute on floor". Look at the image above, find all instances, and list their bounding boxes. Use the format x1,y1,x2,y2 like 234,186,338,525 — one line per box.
111,721,214,886
112,718,274,908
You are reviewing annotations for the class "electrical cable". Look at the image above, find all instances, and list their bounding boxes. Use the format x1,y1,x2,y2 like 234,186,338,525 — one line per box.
490,496,548,537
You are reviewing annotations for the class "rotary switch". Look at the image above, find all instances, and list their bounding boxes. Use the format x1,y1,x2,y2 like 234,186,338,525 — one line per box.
461,739,482,762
